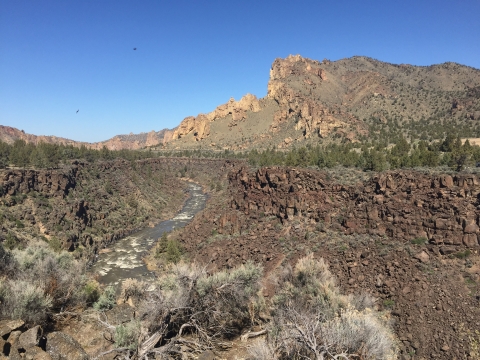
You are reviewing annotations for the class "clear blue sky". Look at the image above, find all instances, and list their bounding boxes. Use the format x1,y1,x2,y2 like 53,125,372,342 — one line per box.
1,0,479,142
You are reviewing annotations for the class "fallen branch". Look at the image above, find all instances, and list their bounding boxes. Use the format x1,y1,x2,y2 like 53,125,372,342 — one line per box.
241,329,267,342
138,328,165,358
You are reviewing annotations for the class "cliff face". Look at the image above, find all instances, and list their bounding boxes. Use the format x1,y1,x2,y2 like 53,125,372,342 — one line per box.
266,55,358,140
228,167,480,248
172,93,262,141
164,54,480,150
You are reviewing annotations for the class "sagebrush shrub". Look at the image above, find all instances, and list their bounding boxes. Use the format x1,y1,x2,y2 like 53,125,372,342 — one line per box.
2,280,53,326
115,320,140,350
0,241,92,326
83,280,101,304
265,255,398,360
94,286,116,311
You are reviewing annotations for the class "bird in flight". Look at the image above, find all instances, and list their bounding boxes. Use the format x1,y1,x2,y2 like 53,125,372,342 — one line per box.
133,47,137,50
76,109,79,114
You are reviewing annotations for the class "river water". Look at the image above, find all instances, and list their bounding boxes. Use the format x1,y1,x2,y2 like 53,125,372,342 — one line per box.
90,183,207,287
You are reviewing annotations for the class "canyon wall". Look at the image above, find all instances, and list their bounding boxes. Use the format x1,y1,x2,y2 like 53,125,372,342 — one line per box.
228,167,480,249
0,158,239,255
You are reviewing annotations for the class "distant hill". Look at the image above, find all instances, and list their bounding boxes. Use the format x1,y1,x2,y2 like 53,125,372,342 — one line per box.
164,55,480,150
0,125,174,150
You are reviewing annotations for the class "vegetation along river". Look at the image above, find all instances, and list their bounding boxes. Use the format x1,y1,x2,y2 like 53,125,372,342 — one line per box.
90,183,207,287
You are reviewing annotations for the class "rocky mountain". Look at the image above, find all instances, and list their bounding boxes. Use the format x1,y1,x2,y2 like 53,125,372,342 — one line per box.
0,125,174,150
164,55,480,150
3,55,480,151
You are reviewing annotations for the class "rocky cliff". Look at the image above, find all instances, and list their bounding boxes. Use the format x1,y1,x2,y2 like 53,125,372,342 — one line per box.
229,167,480,248
0,158,238,256
164,54,480,150
172,93,262,141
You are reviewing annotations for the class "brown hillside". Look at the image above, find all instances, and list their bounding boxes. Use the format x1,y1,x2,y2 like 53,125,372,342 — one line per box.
165,55,480,150
0,125,174,150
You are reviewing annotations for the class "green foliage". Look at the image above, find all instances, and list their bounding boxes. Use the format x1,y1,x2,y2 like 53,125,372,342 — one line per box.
155,232,168,255
15,219,25,228
104,181,113,195
411,237,428,245
114,320,140,350
0,139,161,169
48,237,63,252
165,239,183,264
93,286,116,311
245,134,480,172
4,232,19,250
0,242,16,274
453,249,472,259
127,195,138,209
154,233,184,264
383,298,395,308
83,280,101,304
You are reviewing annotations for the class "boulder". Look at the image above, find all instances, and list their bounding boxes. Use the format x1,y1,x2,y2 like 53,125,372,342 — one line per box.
24,346,53,360
18,325,42,350
463,234,479,247
46,332,88,360
0,319,24,337
413,251,430,264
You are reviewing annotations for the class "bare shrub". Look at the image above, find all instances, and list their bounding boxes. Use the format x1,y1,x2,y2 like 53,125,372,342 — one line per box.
266,255,398,360
0,279,52,326
114,261,264,358
0,241,91,326
349,292,376,311
120,278,148,302
273,254,350,319
322,308,397,359
248,338,278,360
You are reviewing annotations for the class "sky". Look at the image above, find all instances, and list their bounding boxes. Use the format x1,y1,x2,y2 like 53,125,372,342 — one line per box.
1,0,479,143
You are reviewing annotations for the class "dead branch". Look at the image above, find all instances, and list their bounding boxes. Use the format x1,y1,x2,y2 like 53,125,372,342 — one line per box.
241,328,267,342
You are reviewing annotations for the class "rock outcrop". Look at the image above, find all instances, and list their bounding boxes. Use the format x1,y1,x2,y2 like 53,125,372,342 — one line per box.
172,94,262,141
228,167,480,248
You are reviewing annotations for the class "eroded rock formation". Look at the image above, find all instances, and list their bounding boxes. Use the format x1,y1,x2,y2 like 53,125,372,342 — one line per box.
172,94,262,141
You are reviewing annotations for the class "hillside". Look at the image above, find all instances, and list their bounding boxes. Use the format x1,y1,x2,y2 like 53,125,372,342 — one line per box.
0,125,174,150
164,55,480,150
3,55,479,152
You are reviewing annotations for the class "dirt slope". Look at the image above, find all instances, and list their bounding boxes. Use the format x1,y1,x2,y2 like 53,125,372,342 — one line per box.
170,166,480,359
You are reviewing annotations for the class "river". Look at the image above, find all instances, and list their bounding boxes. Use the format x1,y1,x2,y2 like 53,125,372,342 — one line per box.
90,182,207,287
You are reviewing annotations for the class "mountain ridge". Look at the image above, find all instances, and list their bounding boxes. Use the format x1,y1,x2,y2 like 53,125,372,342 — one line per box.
3,54,480,150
